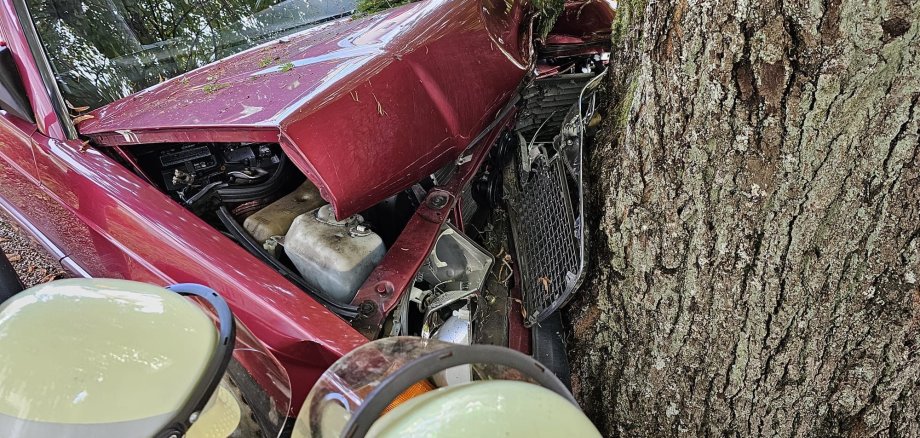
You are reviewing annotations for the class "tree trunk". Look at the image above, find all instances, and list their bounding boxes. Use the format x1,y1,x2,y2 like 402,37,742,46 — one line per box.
567,0,920,435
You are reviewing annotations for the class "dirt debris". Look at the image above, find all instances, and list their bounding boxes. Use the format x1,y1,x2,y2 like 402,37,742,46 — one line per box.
0,212,70,288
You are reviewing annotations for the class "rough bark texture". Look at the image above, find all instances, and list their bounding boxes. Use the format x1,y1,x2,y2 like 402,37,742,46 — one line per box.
567,0,920,436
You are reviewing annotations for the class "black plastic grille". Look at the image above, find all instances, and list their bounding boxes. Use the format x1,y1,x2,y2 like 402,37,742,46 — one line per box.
516,73,595,143
505,158,578,326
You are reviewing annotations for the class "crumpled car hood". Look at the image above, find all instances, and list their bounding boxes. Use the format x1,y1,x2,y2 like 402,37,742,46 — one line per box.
80,0,529,219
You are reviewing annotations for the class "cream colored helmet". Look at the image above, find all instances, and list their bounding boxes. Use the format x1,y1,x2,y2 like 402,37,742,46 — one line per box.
295,337,601,438
0,278,290,438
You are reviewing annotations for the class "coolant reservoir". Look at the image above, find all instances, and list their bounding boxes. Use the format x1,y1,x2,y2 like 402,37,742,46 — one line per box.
284,205,385,303
244,181,326,243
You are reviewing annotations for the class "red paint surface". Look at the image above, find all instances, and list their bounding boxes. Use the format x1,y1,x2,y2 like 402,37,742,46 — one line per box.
0,0,367,411
0,0,614,412
0,0,537,410
81,0,530,220
508,258,532,354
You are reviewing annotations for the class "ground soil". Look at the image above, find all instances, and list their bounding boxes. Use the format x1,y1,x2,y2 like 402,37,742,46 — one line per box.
0,213,69,287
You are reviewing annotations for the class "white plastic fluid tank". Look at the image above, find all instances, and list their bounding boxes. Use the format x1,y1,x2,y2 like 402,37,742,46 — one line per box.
283,205,385,303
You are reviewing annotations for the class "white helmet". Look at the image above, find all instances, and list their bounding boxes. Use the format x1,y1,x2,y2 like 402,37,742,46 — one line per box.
0,278,291,438
295,337,601,438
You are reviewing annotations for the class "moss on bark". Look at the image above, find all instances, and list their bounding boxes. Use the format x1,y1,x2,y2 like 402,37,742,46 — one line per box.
569,0,920,435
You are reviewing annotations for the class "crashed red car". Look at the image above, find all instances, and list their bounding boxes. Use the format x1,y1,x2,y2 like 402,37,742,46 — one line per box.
0,0,612,410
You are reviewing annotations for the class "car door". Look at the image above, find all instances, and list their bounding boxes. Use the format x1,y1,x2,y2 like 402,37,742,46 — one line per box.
0,8,69,263
0,110,43,230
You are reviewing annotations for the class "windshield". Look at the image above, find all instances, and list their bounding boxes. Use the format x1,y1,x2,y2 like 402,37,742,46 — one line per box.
26,0,356,110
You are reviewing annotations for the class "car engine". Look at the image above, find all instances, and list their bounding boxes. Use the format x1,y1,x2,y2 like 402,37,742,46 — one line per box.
132,142,294,216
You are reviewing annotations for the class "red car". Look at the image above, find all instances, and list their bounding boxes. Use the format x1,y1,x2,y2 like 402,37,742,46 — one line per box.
0,0,612,410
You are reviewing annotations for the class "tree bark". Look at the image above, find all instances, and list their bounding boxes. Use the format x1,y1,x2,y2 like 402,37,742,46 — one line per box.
567,0,920,436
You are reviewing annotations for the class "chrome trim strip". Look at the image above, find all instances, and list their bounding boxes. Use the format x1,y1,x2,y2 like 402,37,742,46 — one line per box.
0,194,91,278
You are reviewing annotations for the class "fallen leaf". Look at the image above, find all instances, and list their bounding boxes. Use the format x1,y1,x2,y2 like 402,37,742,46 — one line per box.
538,276,551,292
7,253,20,262
39,272,60,283
511,297,527,319
65,100,90,112
72,114,95,125
202,83,229,94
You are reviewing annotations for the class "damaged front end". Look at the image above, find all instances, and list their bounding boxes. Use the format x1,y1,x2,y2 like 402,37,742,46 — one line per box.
349,67,608,384
64,0,613,386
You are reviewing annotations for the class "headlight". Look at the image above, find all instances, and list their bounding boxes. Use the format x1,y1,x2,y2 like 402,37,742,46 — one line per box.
395,224,493,338
181,286,293,438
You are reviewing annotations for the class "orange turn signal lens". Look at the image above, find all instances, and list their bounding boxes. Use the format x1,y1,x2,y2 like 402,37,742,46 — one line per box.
383,379,435,414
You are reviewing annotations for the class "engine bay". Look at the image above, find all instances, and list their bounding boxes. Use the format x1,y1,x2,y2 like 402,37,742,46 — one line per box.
109,52,608,387
132,142,296,217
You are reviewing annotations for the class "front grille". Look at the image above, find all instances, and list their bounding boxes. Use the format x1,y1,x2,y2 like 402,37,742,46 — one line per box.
504,157,579,326
516,73,595,143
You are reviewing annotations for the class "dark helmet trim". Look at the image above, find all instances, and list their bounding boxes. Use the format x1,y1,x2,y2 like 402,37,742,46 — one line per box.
156,283,236,438
342,343,578,438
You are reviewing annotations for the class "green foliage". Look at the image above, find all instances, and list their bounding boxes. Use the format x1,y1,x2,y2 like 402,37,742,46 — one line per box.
202,83,229,94
279,62,295,72
532,0,565,38
28,0,353,109
355,0,414,15
355,0,565,38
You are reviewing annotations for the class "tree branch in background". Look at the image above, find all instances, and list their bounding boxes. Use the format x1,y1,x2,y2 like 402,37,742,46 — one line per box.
355,0,567,37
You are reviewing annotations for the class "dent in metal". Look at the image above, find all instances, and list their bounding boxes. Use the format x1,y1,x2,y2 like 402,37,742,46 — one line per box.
79,0,530,219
